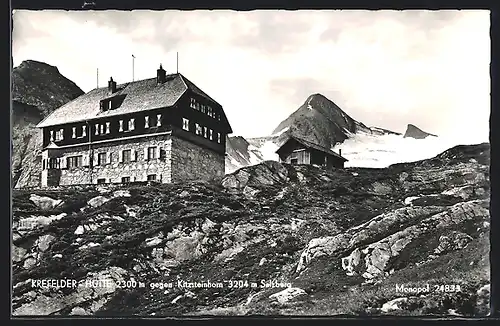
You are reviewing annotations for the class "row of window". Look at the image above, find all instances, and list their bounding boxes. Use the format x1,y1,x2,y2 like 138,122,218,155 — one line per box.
43,146,162,170
182,118,222,143
97,174,158,184
48,114,164,141
190,98,221,121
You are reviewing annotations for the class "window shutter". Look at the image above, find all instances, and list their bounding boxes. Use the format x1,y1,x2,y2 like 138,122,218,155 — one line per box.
144,148,148,161
60,157,67,169
156,146,161,159
131,149,137,161
119,150,123,163
106,152,111,164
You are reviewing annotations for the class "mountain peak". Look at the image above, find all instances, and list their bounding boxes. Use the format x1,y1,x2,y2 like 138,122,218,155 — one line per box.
404,124,437,139
16,60,60,74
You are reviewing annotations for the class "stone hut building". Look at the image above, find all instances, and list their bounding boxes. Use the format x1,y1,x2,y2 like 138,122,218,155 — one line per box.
36,65,233,187
276,135,347,169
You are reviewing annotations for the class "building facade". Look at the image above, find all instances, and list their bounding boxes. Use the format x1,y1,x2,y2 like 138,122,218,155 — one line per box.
276,136,347,169
37,65,232,187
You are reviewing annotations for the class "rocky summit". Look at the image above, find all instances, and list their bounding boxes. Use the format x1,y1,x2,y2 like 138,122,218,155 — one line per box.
404,124,438,139
11,143,490,316
12,60,84,188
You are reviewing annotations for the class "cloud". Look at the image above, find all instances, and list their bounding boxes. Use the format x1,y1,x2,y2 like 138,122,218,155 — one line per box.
12,10,490,143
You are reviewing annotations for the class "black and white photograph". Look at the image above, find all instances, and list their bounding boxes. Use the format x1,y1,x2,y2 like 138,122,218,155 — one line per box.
11,9,491,317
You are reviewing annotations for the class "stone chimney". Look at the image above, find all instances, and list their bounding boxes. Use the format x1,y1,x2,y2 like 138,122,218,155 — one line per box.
108,77,117,94
157,64,166,84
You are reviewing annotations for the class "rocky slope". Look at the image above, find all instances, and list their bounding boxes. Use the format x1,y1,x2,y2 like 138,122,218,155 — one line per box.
404,124,438,139
12,60,84,188
12,142,490,316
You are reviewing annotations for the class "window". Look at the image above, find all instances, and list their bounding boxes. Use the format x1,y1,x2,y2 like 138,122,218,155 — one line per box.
209,129,213,141
156,114,162,127
147,147,157,160
105,122,110,134
98,152,107,165
122,149,132,163
290,158,298,164
50,130,54,141
55,129,64,141
182,118,189,131
145,116,149,128
207,106,213,117
217,132,221,144
147,174,157,181
82,125,87,137
108,101,112,110
217,113,221,121
203,126,208,138
67,155,83,168
195,123,202,136
95,124,99,135
128,118,135,131
49,158,58,169
190,98,196,109
100,124,104,134
72,127,76,139
97,178,106,184
121,176,131,183
201,105,206,114
119,120,124,132
195,102,200,111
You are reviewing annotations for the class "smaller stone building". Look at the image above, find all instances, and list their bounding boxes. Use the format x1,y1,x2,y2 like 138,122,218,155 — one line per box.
276,135,347,169
36,65,233,187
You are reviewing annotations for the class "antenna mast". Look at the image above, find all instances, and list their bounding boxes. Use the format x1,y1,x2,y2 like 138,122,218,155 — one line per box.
96,68,99,88
176,52,179,73
132,54,135,81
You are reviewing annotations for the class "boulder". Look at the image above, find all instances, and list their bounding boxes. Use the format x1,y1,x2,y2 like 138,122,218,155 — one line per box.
29,194,63,211
269,288,307,304
87,196,110,208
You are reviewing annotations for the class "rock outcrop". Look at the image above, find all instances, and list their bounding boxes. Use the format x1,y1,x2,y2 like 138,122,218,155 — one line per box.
12,60,84,188
11,143,490,316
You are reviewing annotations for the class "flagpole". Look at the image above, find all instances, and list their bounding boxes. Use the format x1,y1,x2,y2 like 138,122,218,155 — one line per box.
176,52,178,73
132,54,135,81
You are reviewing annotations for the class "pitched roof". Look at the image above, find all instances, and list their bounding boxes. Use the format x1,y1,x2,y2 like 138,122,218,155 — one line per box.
276,135,348,162
36,73,221,128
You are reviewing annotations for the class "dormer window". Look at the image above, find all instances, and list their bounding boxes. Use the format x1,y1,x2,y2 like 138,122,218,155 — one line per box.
129,118,135,131
156,114,162,127
207,106,213,117
119,120,124,132
145,116,150,128
82,125,87,137
105,122,110,134
190,98,196,109
72,127,76,139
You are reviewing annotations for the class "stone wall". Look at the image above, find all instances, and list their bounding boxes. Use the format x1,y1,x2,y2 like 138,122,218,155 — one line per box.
50,135,173,185
171,136,225,183
40,134,225,186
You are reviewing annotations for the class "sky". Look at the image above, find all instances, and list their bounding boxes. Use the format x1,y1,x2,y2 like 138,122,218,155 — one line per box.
12,10,490,143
